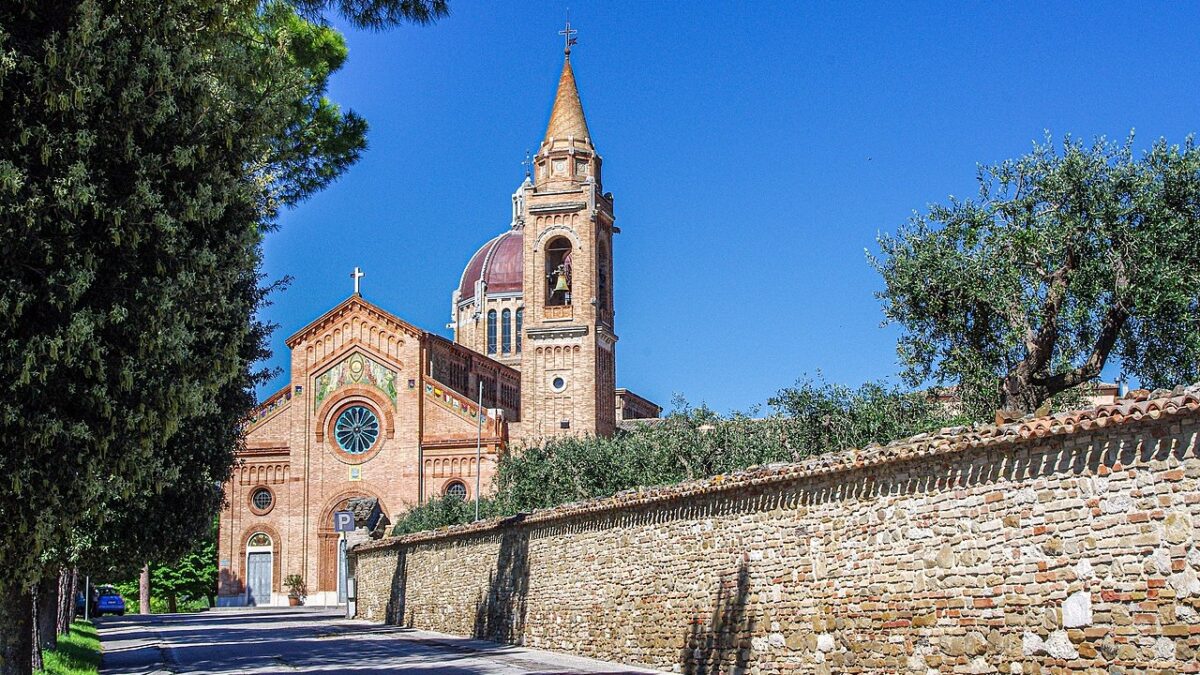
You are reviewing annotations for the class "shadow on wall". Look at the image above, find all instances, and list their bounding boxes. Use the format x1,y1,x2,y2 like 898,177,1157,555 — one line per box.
385,549,408,626
218,569,243,595
473,518,531,643
680,558,754,675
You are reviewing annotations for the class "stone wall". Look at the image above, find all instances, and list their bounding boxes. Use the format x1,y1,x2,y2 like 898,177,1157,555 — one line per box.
351,390,1200,673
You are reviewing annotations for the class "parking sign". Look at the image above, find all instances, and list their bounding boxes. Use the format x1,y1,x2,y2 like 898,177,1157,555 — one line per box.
333,510,355,532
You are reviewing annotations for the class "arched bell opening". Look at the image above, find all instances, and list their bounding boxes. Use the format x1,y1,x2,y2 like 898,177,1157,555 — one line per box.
545,237,573,306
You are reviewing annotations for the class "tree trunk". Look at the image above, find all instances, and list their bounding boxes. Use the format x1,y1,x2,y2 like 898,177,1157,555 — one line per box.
1000,369,1050,417
139,564,151,615
167,593,178,614
34,574,58,655
57,568,77,635
0,581,31,667
28,581,42,674
0,581,32,675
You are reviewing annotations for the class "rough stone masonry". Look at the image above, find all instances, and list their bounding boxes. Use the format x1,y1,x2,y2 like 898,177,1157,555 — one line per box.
351,387,1200,674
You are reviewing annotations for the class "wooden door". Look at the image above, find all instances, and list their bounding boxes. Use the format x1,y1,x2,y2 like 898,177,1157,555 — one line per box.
246,552,272,606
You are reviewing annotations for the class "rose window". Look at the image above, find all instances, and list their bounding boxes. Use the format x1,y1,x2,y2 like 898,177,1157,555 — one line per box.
334,405,380,454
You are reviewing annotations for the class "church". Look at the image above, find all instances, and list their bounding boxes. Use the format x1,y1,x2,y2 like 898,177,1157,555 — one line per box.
216,38,660,607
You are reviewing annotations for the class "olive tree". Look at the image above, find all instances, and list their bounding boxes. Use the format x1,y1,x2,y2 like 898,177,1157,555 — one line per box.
872,136,1200,418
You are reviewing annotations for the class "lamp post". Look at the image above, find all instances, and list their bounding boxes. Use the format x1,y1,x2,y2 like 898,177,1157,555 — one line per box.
475,381,483,521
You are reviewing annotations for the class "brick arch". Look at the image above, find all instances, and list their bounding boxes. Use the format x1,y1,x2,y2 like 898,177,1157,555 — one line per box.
238,522,282,595
441,477,469,499
534,225,583,252
315,386,396,444
316,488,387,593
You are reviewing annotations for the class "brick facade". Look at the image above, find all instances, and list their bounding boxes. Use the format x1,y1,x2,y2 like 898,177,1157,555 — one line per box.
351,388,1200,673
218,296,507,606
454,51,621,442
616,388,663,421
219,47,656,607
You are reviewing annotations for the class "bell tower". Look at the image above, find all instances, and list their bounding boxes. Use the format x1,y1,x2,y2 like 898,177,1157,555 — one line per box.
517,26,617,439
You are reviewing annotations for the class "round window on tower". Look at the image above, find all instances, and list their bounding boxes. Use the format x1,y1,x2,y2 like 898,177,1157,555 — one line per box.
249,487,274,515
551,376,567,393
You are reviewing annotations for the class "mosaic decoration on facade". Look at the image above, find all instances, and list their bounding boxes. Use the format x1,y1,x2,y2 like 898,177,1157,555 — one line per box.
246,388,293,431
314,352,398,411
425,382,491,424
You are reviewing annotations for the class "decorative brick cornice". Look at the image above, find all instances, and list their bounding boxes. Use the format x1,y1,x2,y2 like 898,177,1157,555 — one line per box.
286,295,423,348
353,385,1200,553
529,201,587,214
238,444,289,458
421,438,504,452
532,188,584,197
527,325,589,340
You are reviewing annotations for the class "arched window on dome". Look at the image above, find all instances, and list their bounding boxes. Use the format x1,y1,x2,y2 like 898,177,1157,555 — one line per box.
501,309,512,354
545,237,572,306
515,308,523,353
486,310,497,354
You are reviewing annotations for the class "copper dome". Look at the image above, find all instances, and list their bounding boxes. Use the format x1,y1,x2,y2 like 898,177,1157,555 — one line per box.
458,230,524,301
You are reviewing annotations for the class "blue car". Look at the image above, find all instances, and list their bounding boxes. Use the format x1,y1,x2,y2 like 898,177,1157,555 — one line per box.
93,586,125,617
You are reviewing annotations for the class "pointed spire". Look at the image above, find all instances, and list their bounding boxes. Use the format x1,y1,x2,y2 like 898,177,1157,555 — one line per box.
543,50,590,145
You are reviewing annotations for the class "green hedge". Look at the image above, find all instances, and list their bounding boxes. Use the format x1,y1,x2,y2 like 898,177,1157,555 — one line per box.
394,377,964,535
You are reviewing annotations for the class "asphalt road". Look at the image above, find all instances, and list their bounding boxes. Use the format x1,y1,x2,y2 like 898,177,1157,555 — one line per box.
97,608,657,674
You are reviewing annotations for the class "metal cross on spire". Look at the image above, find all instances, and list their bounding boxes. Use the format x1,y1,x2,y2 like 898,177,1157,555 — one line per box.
522,149,533,178
558,13,578,56
350,266,364,295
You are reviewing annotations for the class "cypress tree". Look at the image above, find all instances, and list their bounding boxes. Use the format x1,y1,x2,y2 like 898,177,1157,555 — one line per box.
0,1,445,669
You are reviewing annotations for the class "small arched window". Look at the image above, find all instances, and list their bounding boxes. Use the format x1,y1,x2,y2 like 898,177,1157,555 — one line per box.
501,309,512,354
486,310,497,354
598,240,610,313
545,237,572,306
248,532,271,548
515,308,523,353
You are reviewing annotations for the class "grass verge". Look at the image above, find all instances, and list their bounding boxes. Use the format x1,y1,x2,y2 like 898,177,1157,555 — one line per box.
38,620,101,675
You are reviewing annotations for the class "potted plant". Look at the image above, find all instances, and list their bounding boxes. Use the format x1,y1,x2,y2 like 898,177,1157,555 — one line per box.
284,574,307,607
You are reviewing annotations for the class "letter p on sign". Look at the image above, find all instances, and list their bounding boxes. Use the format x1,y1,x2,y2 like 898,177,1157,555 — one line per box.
333,510,355,532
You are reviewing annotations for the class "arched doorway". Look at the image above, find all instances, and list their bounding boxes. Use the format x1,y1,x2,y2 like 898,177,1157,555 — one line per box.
318,491,386,604
245,532,273,606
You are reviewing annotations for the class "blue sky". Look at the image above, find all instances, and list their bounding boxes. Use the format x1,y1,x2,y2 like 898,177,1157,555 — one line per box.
260,1,1200,413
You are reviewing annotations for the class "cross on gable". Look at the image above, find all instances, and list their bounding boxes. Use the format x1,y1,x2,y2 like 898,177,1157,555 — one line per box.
351,267,365,295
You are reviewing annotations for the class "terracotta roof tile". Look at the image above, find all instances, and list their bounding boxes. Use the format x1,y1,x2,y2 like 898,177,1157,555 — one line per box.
458,230,523,301
544,57,590,144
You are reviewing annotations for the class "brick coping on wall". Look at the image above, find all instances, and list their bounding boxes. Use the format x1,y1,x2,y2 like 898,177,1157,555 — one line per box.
353,384,1200,553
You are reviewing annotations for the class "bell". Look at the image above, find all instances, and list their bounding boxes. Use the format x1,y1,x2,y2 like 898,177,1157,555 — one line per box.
553,274,569,293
